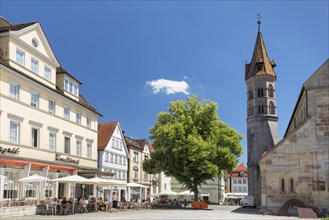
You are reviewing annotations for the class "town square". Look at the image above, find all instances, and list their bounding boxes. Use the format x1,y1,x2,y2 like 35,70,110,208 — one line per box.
0,0,328,219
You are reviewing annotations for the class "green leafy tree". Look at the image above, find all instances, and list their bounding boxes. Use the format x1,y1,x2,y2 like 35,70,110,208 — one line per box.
143,96,243,201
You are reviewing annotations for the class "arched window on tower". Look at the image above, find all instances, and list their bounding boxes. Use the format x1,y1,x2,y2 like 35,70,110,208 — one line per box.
268,84,274,97
258,88,264,97
269,101,275,115
258,105,265,114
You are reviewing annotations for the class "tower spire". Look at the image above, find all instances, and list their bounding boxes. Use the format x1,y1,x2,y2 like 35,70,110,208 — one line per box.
257,13,262,32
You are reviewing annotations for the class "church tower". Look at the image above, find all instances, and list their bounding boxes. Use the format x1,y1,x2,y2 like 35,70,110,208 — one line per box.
245,18,278,206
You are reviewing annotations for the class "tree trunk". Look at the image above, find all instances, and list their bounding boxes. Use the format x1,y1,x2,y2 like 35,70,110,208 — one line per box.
192,185,199,201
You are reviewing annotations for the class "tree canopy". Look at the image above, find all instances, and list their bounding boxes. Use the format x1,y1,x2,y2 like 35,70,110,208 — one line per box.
143,96,243,201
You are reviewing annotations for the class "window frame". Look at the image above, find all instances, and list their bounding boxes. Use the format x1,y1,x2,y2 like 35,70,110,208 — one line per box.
64,107,70,120
44,66,51,81
76,139,82,156
9,121,20,144
9,82,20,100
30,92,39,108
31,127,39,148
64,137,71,154
16,49,25,66
49,132,56,151
87,142,92,158
31,58,39,74
48,100,56,114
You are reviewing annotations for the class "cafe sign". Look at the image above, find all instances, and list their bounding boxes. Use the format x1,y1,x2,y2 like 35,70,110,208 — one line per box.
0,146,20,155
55,153,80,165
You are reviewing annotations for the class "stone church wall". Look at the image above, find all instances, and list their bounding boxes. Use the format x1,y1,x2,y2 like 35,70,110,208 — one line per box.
259,60,329,212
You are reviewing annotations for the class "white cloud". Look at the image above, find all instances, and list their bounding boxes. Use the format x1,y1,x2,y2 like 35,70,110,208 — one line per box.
146,79,190,95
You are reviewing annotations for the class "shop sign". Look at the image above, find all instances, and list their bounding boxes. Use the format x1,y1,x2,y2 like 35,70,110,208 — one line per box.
0,146,20,155
55,153,80,165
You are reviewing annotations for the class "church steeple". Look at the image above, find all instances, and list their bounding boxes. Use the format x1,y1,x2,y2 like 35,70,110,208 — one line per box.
245,19,276,80
245,17,278,207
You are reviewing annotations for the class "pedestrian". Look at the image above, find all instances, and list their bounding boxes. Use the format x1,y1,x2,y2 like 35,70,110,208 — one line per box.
112,192,118,212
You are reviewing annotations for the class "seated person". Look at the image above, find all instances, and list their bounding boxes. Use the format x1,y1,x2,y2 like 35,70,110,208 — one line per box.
98,197,106,211
61,197,67,208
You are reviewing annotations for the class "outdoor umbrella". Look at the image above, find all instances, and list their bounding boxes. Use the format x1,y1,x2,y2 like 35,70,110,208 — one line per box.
87,177,127,211
127,182,146,188
51,174,92,214
18,174,50,202
158,190,177,196
177,190,194,196
51,174,91,184
0,175,8,179
88,177,127,186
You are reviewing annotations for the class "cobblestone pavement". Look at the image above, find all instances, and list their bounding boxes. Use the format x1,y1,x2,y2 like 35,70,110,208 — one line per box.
4,205,304,220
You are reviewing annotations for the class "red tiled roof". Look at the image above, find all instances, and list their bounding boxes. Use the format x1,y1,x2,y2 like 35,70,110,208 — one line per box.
124,136,142,150
148,143,156,153
56,66,82,84
98,122,118,150
234,163,247,172
231,172,248,177
136,139,148,148
0,16,37,33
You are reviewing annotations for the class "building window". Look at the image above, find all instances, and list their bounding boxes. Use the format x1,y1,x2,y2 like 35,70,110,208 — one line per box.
164,183,167,190
290,178,294,192
268,84,274,97
10,82,20,100
87,143,92,158
86,117,91,128
233,186,237,192
258,105,265,114
233,179,237,184
119,156,122,165
112,139,115,148
134,170,138,180
133,152,139,163
16,49,25,66
64,78,79,96
31,58,39,74
31,92,39,108
243,179,247,184
64,107,70,120
123,172,126,180
49,132,56,151
123,157,126,166
31,128,39,147
44,66,51,81
114,155,118,164
76,140,82,156
110,153,113,163
281,178,285,192
64,137,70,154
25,182,37,198
105,152,109,162
243,187,247,192
47,100,55,114
269,101,275,115
10,121,20,144
76,112,81,124
258,88,264,97
238,179,242,184
3,170,19,199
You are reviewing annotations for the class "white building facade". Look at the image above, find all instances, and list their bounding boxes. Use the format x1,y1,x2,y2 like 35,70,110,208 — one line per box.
98,122,129,202
0,17,101,202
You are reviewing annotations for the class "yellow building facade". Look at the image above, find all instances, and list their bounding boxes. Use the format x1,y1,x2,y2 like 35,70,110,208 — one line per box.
0,17,101,201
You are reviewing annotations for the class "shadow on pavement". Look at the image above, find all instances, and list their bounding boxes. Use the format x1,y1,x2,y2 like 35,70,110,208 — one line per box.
231,206,260,215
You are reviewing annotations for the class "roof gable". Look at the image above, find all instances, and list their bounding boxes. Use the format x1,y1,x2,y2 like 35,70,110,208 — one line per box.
98,122,118,150
14,23,60,66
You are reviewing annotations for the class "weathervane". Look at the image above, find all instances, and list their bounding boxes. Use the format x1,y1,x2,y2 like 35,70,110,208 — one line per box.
257,13,262,32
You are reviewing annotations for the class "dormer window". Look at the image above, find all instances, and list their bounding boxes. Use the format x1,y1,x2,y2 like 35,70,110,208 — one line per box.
64,78,79,96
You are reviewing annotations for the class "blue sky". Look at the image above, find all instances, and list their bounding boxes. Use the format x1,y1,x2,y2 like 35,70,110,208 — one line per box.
1,1,328,165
